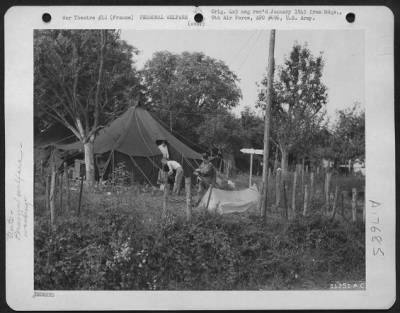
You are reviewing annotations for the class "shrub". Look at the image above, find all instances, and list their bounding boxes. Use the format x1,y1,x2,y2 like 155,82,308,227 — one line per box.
35,210,365,290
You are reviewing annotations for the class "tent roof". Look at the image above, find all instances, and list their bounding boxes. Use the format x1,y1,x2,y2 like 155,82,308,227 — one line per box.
57,107,202,160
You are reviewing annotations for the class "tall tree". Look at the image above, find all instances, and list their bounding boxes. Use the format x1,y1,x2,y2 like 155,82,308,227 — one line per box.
240,106,264,148
258,43,328,177
196,113,243,153
34,30,141,185
142,51,242,147
331,103,365,162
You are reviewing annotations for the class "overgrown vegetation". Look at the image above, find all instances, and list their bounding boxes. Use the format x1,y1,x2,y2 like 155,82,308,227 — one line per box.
34,183,365,290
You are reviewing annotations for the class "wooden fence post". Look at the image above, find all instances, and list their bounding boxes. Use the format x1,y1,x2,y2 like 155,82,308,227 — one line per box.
185,177,192,221
78,176,84,216
258,181,265,216
301,163,305,194
249,153,254,187
49,163,56,228
341,192,345,217
64,162,70,212
292,170,297,212
283,180,288,219
59,172,63,213
45,175,50,212
275,169,281,209
325,172,332,214
352,188,357,222
267,167,272,189
331,186,339,220
303,184,308,216
162,183,169,217
310,172,314,201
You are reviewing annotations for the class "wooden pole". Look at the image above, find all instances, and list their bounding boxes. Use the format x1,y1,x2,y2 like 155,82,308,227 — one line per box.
64,162,70,212
301,163,305,198
303,184,308,216
310,172,314,202
292,170,297,212
341,192,345,218
267,167,271,183
45,175,50,212
78,176,84,216
283,180,288,219
49,159,56,228
112,150,115,186
275,169,281,209
162,182,169,217
331,186,339,220
267,167,272,198
249,153,254,187
260,29,276,221
185,177,192,221
59,171,63,213
352,188,357,222
258,181,265,216
325,172,332,214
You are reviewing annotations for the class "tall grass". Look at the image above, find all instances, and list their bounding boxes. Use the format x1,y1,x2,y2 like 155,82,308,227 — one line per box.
34,173,365,290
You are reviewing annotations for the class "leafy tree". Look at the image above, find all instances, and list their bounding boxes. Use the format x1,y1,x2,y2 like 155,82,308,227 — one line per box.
240,107,264,148
34,30,141,185
196,112,243,153
142,51,242,146
258,43,328,177
331,103,365,162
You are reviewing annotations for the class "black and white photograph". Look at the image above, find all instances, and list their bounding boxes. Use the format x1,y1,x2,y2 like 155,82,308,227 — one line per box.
33,28,366,291
5,5,395,310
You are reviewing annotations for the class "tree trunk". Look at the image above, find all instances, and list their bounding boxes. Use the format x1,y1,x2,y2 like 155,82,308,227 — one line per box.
84,140,95,186
280,147,289,182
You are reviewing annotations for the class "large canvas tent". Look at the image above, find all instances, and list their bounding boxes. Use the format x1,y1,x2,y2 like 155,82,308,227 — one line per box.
56,106,202,185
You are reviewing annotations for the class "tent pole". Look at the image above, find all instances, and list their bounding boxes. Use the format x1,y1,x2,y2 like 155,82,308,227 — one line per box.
112,150,115,186
129,155,154,187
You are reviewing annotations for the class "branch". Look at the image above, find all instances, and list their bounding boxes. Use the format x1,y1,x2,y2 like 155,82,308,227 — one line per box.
44,103,81,140
86,125,104,140
52,88,76,124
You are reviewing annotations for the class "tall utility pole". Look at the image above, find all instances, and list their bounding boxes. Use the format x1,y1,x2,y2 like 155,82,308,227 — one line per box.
260,29,276,221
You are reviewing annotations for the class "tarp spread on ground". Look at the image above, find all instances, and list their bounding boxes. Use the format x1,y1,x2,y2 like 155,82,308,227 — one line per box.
198,185,260,215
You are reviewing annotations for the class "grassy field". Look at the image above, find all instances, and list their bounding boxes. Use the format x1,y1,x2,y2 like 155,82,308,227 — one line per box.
34,171,365,290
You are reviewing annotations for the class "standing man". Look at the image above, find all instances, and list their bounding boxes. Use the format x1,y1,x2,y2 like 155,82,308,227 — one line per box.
162,159,183,195
194,152,216,204
158,140,170,160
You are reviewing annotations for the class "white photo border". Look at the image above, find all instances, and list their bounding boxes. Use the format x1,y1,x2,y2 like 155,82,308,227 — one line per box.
4,5,395,310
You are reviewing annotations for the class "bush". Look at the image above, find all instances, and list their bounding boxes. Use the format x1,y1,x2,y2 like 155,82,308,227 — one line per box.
35,211,365,290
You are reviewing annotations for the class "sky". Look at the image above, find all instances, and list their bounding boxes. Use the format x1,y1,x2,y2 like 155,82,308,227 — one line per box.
121,29,364,121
